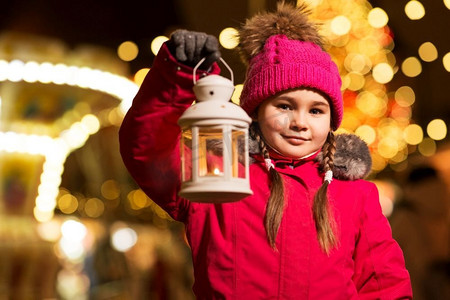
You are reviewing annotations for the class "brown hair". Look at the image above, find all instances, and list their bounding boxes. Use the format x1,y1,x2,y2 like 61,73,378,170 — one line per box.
250,124,338,254
313,131,338,254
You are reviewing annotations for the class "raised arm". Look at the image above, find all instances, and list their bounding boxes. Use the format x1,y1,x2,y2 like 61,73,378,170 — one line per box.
119,31,221,221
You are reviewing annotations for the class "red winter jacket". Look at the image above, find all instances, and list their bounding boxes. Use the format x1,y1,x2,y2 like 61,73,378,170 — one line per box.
119,44,412,299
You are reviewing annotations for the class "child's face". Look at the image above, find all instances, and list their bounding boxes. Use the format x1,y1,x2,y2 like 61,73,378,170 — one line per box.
257,88,331,159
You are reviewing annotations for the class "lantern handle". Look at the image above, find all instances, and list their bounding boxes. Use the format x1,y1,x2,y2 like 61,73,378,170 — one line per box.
193,57,234,85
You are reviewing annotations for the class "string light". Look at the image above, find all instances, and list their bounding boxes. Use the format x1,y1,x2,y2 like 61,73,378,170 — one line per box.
0,110,108,222
0,59,138,113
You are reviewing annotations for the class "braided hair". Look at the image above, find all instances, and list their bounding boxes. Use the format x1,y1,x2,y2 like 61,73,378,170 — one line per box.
251,124,338,254
313,131,338,254
250,123,285,249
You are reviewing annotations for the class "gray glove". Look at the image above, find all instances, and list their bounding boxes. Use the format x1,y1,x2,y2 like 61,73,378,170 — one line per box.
167,30,221,70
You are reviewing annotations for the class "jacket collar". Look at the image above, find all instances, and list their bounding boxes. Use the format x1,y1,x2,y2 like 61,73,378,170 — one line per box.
250,133,372,180
252,149,320,169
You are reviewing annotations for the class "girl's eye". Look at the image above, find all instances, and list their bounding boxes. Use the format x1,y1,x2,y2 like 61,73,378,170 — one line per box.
277,104,291,110
310,108,323,115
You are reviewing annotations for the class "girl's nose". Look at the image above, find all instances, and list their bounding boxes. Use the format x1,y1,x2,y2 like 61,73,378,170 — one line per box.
289,111,307,131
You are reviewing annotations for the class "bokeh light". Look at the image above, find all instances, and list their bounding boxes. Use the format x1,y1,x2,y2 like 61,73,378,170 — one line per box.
101,180,120,200
368,8,389,28
330,15,352,36
405,1,426,20
344,53,372,74
401,57,422,77
111,227,138,252
219,27,239,49
371,152,388,171
134,68,150,86
356,91,387,117
304,0,323,7
443,52,450,72
117,41,138,62
355,124,376,145
58,193,79,214
81,114,100,134
427,119,447,140
34,208,54,223
345,72,365,91
372,62,394,83
84,198,105,218
418,42,438,62
394,86,415,107
36,220,62,242
445,0,450,10
151,36,169,56
61,220,87,242
231,84,243,105
418,137,436,156
403,124,423,145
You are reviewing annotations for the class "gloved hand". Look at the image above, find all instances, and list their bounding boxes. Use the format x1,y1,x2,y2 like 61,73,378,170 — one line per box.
167,30,221,70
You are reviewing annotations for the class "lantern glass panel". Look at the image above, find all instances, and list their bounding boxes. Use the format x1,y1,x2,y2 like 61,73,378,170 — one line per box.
181,129,192,182
198,127,224,177
231,130,246,178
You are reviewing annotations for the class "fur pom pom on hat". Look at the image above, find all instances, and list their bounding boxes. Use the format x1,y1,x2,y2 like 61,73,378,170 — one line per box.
238,2,343,130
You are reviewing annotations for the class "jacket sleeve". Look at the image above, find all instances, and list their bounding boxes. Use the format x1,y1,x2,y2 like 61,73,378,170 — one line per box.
118,43,220,222
352,182,413,299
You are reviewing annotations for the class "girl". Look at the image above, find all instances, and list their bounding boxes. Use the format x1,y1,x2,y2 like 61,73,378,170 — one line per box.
119,2,412,299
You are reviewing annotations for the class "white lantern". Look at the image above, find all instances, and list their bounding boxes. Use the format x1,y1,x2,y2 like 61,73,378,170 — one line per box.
178,58,253,203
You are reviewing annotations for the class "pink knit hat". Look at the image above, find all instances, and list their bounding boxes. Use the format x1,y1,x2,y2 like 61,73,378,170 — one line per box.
238,2,343,130
240,34,343,130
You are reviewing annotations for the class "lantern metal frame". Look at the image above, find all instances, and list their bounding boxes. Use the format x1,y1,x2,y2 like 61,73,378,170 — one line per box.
177,58,253,203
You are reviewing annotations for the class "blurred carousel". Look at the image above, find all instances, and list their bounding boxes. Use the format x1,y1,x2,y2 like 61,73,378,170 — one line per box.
0,32,194,299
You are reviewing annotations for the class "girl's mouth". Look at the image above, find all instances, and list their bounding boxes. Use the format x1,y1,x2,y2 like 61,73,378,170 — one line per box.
282,135,309,145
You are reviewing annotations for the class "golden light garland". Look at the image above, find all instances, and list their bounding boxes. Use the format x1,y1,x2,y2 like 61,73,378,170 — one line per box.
0,58,138,222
